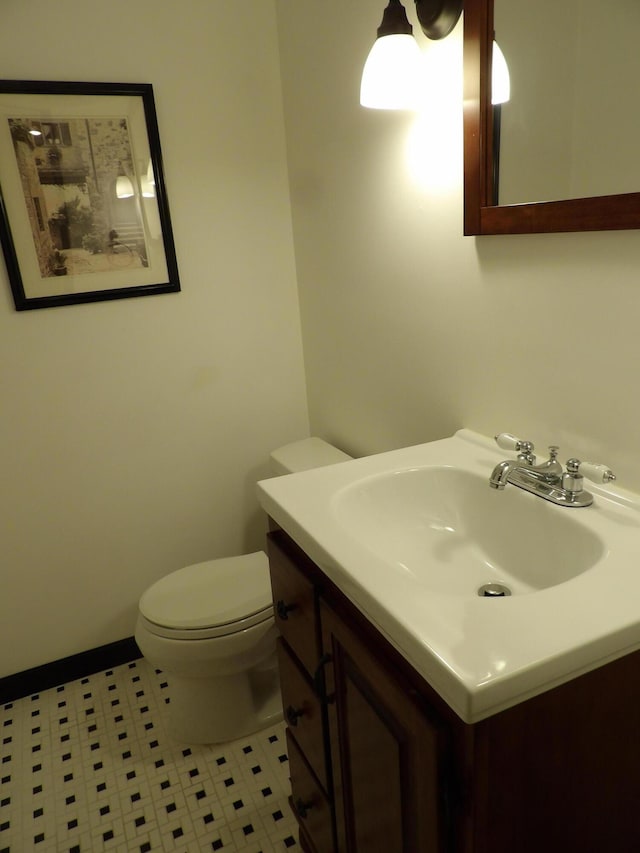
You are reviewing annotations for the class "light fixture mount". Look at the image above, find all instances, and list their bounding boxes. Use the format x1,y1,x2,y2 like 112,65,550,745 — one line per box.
414,0,462,39
376,0,414,38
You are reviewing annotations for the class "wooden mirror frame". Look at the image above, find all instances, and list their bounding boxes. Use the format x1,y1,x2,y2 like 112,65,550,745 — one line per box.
463,0,640,235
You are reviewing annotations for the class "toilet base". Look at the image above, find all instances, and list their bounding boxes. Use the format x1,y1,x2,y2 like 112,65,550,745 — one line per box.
165,662,283,745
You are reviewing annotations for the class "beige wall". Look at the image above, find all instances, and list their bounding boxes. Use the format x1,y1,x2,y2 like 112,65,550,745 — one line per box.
0,0,309,677
277,0,640,489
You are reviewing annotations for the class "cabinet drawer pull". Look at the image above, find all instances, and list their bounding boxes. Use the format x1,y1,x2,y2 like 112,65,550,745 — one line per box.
294,797,314,819
313,653,333,702
276,599,298,621
286,704,305,726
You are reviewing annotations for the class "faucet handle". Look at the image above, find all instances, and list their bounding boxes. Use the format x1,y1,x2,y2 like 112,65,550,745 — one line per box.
566,458,616,484
495,433,535,454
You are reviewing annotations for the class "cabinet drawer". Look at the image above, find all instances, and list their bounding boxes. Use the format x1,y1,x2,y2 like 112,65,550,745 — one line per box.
287,728,334,853
268,534,320,675
278,639,327,792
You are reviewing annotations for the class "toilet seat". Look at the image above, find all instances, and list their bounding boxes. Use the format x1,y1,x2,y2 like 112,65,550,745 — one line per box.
139,551,273,640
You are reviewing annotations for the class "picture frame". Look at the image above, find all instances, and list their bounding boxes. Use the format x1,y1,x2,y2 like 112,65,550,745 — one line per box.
0,80,180,310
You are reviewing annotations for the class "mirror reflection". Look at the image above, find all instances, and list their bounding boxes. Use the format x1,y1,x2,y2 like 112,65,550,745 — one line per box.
493,0,640,206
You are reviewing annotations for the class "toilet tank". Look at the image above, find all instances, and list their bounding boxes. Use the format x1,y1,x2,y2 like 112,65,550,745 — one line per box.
269,437,352,476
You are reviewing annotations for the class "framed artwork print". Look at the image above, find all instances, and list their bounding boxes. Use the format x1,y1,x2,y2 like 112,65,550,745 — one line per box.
0,80,180,310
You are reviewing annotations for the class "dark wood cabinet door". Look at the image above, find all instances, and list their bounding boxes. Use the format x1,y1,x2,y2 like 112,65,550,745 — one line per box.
321,601,448,853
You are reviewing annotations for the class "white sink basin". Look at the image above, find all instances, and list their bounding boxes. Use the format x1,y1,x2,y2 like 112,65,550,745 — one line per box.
257,429,640,723
332,466,605,596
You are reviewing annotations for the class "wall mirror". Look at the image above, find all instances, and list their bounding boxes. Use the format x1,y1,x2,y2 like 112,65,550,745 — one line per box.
463,0,640,235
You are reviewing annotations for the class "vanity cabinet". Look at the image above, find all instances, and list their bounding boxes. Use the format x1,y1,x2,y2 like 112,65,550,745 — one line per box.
268,527,640,853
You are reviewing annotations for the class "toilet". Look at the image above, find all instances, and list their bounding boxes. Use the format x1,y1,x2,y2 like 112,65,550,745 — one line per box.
134,438,352,744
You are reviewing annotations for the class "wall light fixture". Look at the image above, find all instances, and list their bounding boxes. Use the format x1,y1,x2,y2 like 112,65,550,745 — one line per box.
360,0,463,110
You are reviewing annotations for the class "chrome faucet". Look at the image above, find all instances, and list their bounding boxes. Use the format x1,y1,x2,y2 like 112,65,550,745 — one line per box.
489,433,616,507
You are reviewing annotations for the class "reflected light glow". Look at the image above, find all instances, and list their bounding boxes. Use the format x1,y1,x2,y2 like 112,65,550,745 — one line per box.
405,36,462,192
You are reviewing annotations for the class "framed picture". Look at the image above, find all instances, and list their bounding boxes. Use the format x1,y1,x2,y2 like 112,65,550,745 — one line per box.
0,80,180,310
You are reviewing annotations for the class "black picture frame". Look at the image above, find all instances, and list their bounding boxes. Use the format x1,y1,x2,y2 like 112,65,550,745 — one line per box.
0,80,180,310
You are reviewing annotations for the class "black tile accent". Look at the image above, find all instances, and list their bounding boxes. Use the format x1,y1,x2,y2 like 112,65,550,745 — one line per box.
278,754,288,763
100,805,110,816
252,765,262,774
233,800,244,811
97,782,106,792
203,813,215,825
0,822,9,832
160,779,170,791
63,773,73,783
127,770,136,779
67,818,78,830
224,777,234,787
135,815,146,827
243,745,253,754
131,792,141,803
0,637,140,704
182,748,192,757
261,786,272,797
216,756,226,766
103,829,114,842
34,832,45,843
33,807,43,818
268,734,278,743
140,843,151,853
93,762,103,771
195,789,206,800
243,824,254,835
65,795,75,805
154,759,164,769
122,750,132,759
188,767,199,778
284,836,296,848
172,827,184,839
212,840,224,851
166,802,176,814
32,784,42,795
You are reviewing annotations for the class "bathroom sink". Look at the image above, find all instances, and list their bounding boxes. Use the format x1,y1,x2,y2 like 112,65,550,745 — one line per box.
257,428,640,723
331,466,605,596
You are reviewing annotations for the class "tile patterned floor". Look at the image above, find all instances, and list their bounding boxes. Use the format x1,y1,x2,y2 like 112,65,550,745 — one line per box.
0,659,299,852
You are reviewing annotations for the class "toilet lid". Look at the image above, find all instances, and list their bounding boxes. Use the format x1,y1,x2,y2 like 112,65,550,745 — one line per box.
139,551,272,631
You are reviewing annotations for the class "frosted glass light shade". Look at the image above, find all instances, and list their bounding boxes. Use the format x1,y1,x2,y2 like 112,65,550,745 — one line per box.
360,33,422,110
492,41,510,105
116,174,134,199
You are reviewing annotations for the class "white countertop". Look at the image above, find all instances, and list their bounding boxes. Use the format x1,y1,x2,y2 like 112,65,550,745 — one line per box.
257,430,640,722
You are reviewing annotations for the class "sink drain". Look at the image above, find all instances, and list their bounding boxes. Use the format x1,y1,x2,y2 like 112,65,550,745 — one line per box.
478,582,511,597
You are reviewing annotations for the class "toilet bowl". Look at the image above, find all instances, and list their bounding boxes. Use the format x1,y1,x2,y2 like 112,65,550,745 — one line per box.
135,438,352,744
